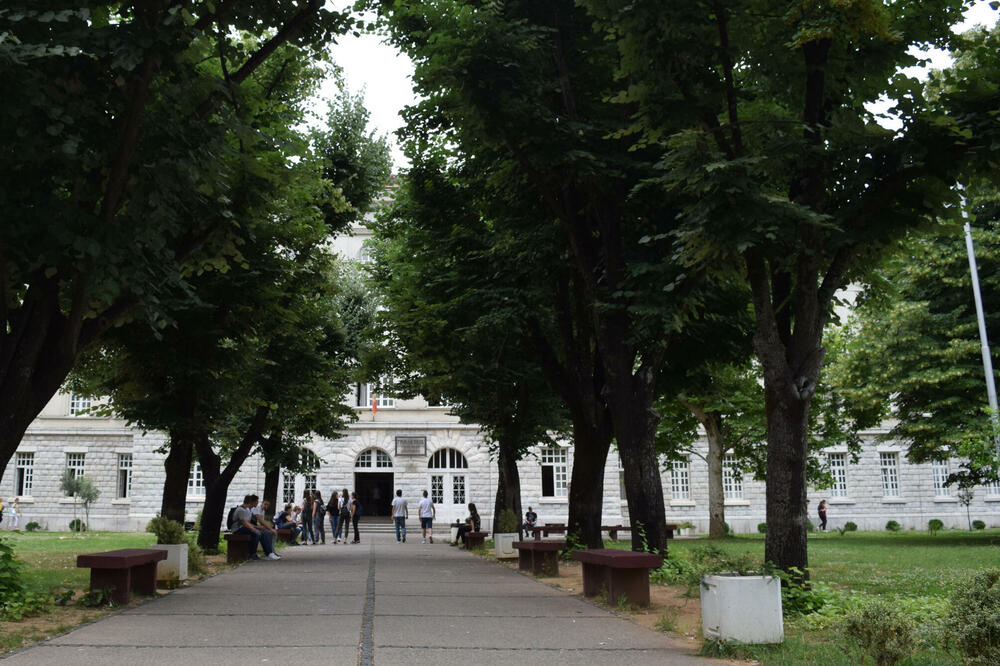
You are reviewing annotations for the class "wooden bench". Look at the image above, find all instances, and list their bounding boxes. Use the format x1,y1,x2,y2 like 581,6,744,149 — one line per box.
571,549,664,607
276,528,296,543
463,531,489,550
76,548,168,605
529,523,566,540
224,533,254,563
514,540,565,576
601,524,678,541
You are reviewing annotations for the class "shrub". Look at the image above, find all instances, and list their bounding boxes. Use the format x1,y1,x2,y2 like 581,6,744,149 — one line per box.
25,521,41,532
807,519,816,533
186,535,206,576
945,568,1000,665
723,522,731,535
972,519,986,530
757,522,767,534
885,520,901,532
69,518,87,532
0,537,53,621
844,521,857,531
843,598,915,666
146,516,186,544
496,509,519,534
928,519,944,534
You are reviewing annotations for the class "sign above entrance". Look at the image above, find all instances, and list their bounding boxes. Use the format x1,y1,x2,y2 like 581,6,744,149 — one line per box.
395,436,427,456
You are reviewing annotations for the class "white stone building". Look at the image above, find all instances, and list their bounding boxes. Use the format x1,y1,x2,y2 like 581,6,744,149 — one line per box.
3,220,1000,533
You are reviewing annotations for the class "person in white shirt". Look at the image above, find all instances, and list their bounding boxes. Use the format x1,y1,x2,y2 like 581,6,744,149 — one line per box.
391,489,408,543
418,490,435,543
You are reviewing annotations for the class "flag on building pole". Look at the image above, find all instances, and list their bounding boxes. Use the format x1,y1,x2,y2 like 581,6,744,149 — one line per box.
371,392,378,416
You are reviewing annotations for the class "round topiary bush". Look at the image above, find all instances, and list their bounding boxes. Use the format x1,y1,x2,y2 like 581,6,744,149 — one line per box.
68,519,86,532
844,521,858,532
146,516,186,544
928,518,944,534
945,568,1000,665
757,522,767,534
886,520,901,532
24,522,41,532
972,519,987,530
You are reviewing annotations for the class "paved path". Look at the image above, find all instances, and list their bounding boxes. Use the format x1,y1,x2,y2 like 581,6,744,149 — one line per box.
4,534,707,665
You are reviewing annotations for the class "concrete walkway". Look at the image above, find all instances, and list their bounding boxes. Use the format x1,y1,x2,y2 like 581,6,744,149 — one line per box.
3,534,708,665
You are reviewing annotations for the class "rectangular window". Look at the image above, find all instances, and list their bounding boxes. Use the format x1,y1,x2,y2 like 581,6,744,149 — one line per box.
354,383,395,409
987,479,1000,497
188,462,205,496
932,460,950,497
65,453,86,495
282,473,295,504
828,453,848,498
117,453,132,499
880,452,900,497
540,447,568,497
723,455,743,500
671,459,690,500
15,452,33,496
452,475,466,505
431,475,444,504
304,475,317,494
69,393,91,416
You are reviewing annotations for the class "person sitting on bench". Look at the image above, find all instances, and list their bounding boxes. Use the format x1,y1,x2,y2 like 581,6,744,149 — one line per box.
233,495,279,561
456,503,481,545
274,502,303,543
523,506,537,534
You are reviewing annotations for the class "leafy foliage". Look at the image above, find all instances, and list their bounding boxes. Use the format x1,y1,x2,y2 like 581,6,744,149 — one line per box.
945,568,1000,665
843,599,916,666
146,517,186,545
928,519,945,534
886,521,902,532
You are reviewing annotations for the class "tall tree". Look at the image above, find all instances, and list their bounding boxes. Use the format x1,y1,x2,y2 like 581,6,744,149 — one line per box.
583,0,1000,573
0,1,353,478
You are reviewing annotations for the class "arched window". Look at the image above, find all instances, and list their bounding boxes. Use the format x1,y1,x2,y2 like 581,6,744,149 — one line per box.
356,448,393,469
428,448,468,469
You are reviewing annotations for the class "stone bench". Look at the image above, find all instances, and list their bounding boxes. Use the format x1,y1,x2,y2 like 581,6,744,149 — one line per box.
528,524,566,540
571,549,663,607
513,540,565,576
224,533,253,563
463,531,489,550
276,528,296,543
76,548,168,605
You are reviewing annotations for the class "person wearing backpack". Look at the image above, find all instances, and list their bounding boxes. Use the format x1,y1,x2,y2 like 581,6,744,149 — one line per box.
336,488,351,543
300,490,314,544
312,491,326,545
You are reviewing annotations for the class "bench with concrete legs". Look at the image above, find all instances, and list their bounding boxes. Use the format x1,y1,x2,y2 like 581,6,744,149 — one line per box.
513,540,565,576
224,533,253,563
76,548,168,605
463,531,489,550
571,549,663,607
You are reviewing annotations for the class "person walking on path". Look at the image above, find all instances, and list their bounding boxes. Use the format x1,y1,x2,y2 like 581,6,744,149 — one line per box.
9,498,19,529
350,491,361,544
336,488,351,543
301,490,315,544
418,490,435,543
312,491,327,544
326,491,340,543
391,489,408,543
818,499,828,531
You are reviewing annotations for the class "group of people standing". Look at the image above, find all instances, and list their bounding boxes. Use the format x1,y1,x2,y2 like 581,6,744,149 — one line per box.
0,497,21,529
274,488,362,545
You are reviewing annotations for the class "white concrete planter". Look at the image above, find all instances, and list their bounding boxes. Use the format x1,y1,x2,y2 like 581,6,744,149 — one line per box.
494,533,517,559
450,525,460,544
152,543,189,581
700,574,783,644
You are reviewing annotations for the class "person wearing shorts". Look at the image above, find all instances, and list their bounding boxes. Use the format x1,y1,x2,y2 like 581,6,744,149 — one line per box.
418,490,435,543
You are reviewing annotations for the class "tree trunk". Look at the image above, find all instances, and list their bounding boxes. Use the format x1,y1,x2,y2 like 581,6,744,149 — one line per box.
763,382,811,577
704,414,727,538
263,466,279,513
260,435,281,512
492,440,522,534
160,432,193,524
567,417,613,548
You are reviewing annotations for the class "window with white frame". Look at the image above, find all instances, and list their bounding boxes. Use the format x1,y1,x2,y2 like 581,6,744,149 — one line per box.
428,448,468,469
117,453,132,499
69,393,91,416
452,474,466,504
427,448,468,506
303,474,317,494
354,383,395,409
282,473,295,504
541,447,568,497
722,455,743,500
188,462,205,495
65,453,85,495
430,475,444,504
358,244,375,264
355,448,393,469
15,452,33,496
987,478,1000,497
880,452,900,497
932,460,951,497
670,459,690,500
828,453,848,498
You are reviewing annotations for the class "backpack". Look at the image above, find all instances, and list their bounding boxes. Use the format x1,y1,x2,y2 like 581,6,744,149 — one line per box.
226,505,240,530
339,498,351,517
353,500,362,518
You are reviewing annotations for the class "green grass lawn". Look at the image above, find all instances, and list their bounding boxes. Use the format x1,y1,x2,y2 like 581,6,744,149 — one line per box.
3,531,157,591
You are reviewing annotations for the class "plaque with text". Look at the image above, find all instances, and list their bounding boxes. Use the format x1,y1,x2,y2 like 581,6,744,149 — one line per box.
395,436,426,456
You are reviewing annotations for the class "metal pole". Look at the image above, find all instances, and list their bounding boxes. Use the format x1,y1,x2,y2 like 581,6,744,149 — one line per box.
961,193,1000,467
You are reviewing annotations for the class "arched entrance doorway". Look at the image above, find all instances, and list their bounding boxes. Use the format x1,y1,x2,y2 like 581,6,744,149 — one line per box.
428,447,468,523
354,448,393,517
